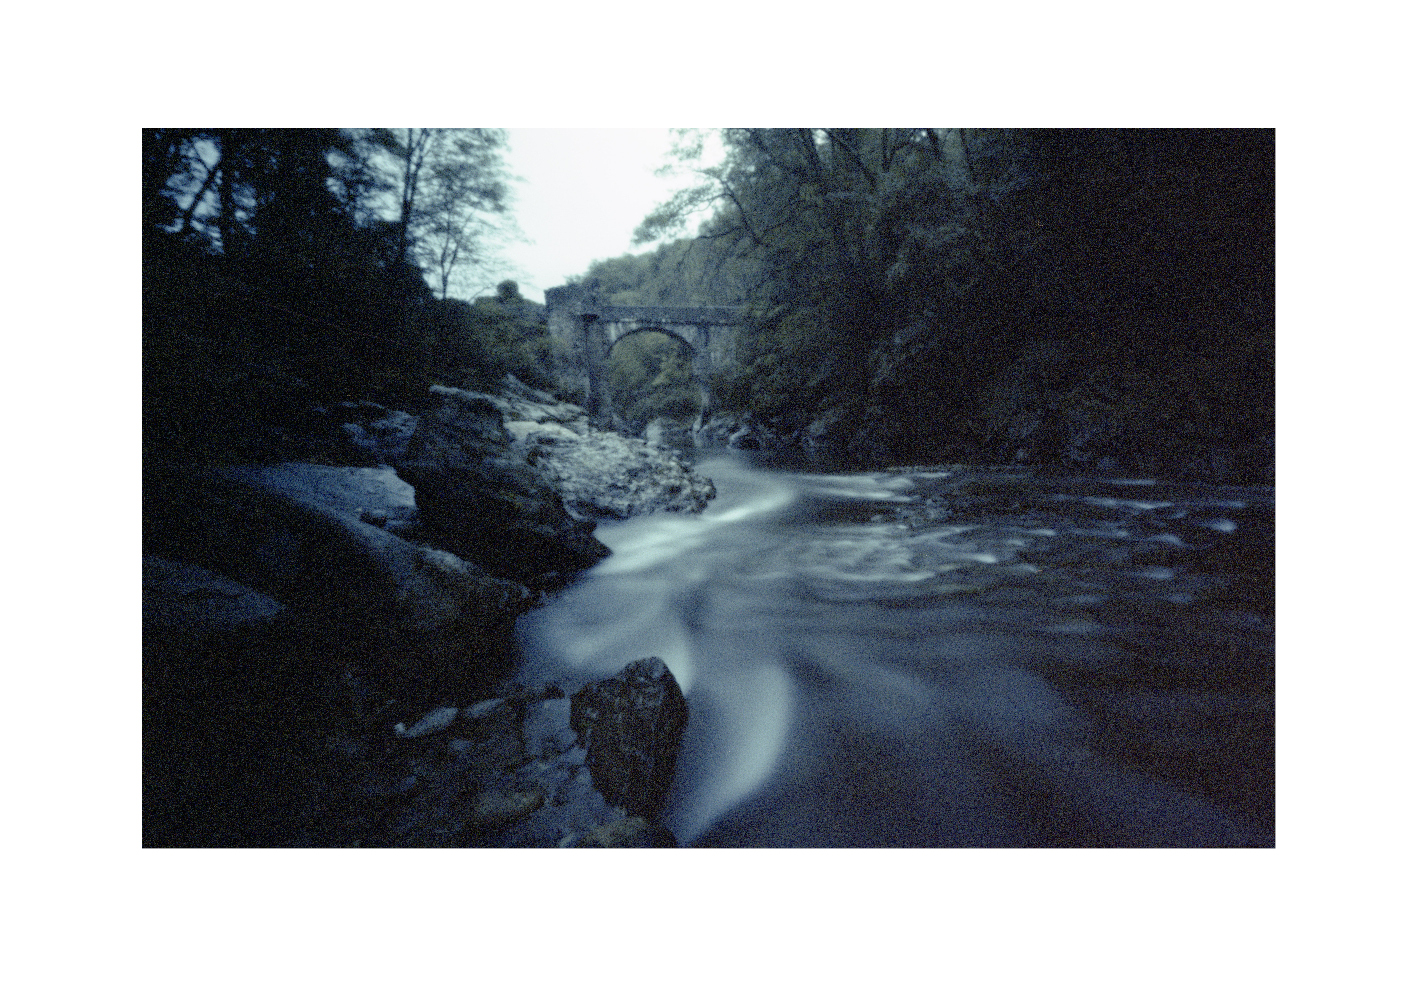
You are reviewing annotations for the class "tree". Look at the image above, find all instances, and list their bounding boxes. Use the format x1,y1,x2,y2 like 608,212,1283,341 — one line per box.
143,128,442,410
634,129,1022,421
579,238,757,307
636,128,1273,474
378,128,512,299
605,333,698,431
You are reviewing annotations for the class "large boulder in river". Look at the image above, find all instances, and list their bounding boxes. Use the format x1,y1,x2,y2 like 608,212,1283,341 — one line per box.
144,461,533,703
404,378,714,532
569,657,689,821
518,423,716,520
395,385,611,587
486,376,716,520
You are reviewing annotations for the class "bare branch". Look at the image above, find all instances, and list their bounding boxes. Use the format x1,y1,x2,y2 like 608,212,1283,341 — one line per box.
825,130,876,189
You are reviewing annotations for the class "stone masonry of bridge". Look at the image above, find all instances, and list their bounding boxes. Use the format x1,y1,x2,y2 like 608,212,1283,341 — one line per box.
544,284,744,429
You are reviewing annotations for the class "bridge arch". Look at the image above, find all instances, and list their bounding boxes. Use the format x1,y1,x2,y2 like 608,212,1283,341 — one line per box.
605,327,701,428
544,285,745,432
603,320,703,357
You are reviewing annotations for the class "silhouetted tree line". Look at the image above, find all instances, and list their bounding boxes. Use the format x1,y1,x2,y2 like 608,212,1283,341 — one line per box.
143,128,542,464
636,128,1274,478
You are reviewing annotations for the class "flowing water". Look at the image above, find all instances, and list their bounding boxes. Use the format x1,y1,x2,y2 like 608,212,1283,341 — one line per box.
514,453,1275,847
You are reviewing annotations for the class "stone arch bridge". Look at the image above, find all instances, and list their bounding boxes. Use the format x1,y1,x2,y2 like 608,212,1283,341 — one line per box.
545,285,745,429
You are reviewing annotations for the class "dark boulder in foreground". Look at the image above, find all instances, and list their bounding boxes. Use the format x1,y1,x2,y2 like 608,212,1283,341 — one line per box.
143,377,715,846
570,657,689,821
143,462,532,707
395,386,610,587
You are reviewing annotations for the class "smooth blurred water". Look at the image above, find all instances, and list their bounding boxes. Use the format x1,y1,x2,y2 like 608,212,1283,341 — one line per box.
514,453,1275,847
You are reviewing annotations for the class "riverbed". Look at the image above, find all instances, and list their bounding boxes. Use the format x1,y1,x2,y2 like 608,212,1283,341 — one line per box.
514,453,1275,847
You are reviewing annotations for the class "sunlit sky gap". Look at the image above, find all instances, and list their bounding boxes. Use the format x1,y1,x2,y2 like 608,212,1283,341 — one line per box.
500,128,724,304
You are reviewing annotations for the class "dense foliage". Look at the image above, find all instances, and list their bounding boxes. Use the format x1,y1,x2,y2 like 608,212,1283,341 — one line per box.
143,128,544,464
604,332,699,432
424,280,564,395
574,237,756,307
635,128,1274,479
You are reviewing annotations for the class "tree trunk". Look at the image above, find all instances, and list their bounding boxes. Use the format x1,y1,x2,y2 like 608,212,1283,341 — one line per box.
398,128,433,261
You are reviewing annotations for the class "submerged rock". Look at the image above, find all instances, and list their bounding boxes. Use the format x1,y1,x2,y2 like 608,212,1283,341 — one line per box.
395,706,460,738
351,677,665,847
448,699,526,772
574,816,678,848
468,789,546,829
569,657,689,821
524,697,578,759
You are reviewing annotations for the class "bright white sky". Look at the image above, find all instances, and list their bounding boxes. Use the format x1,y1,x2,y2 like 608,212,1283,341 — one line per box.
497,128,722,304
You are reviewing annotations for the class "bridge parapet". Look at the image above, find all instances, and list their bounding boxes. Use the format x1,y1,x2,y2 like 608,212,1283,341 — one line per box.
593,304,744,325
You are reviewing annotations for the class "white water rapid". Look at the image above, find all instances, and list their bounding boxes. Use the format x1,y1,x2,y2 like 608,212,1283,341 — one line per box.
514,453,1274,847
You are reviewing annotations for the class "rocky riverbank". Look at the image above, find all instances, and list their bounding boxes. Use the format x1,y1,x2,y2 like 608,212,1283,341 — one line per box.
143,376,713,847
698,390,1274,485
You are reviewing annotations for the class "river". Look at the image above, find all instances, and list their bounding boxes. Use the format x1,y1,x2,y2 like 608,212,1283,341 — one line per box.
514,452,1275,847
